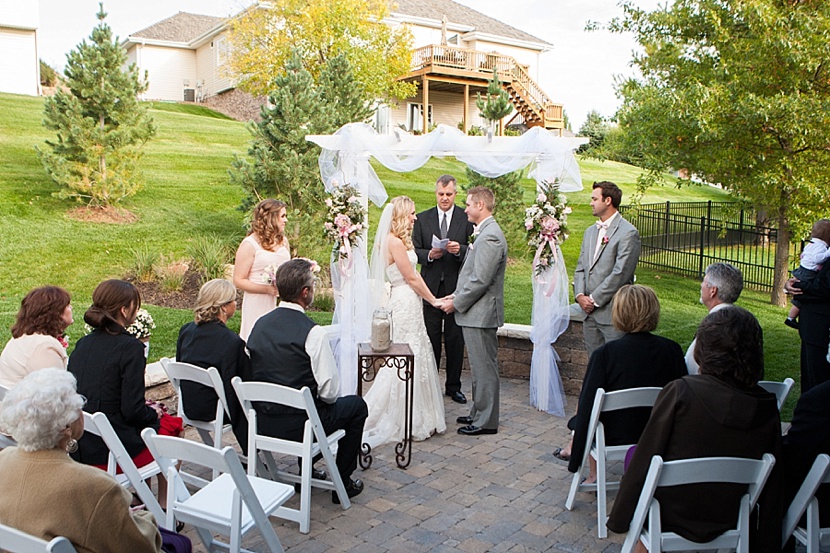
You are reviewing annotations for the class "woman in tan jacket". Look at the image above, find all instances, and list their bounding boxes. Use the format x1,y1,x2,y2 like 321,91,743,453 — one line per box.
0,368,162,553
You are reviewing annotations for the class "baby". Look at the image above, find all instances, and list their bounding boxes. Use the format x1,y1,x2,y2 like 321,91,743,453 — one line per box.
786,219,830,329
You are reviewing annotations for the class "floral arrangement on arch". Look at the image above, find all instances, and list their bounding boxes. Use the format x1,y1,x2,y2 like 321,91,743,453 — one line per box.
525,181,571,275
125,308,156,340
324,183,365,260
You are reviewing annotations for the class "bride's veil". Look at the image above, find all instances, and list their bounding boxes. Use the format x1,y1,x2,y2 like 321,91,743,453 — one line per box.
369,202,395,310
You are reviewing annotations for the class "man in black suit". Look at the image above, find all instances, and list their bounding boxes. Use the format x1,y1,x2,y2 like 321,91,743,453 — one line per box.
413,174,475,404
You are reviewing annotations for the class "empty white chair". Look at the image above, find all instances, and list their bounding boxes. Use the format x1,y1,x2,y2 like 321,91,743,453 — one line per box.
0,385,17,448
160,357,232,449
621,453,776,553
142,428,293,553
782,453,830,552
759,378,795,410
0,522,77,553
81,411,167,527
232,377,351,534
565,386,663,538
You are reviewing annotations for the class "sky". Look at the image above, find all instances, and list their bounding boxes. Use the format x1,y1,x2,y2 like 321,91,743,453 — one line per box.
37,0,663,129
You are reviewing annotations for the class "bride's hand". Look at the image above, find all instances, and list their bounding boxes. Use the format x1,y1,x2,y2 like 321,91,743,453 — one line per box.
431,298,443,309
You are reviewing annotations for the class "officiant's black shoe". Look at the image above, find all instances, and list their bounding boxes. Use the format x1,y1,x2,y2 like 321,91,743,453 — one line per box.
458,425,497,436
295,467,327,492
447,391,467,404
456,416,474,425
332,478,364,504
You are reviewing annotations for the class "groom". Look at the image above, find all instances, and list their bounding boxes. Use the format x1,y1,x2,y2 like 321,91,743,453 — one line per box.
440,186,507,436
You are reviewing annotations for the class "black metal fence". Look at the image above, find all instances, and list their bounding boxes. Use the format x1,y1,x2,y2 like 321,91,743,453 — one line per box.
619,201,800,292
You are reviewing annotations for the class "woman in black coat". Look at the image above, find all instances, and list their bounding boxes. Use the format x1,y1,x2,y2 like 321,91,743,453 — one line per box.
176,278,251,454
554,285,687,482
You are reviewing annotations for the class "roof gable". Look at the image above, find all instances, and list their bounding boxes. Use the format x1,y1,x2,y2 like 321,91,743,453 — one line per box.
128,12,224,43
390,0,551,48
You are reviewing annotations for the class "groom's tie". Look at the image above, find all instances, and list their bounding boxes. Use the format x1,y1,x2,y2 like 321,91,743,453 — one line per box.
440,212,448,239
593,220,610,262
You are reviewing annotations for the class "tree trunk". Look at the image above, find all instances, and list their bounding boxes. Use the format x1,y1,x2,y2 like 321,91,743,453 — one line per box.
771,208,790,307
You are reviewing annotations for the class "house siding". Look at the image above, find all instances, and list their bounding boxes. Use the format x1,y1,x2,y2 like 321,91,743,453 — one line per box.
0,27,38,96
128,44,197,102
390,89,489,133
195,32,233,100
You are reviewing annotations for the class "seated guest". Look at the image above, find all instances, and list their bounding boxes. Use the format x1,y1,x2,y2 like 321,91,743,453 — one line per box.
68,280,182,506
606,306,782,553
0,286,73,388
246,258,368,503
176,278,250,453
0,369,162,553
782,379,830,551
554,285,687,483
685,262,743,374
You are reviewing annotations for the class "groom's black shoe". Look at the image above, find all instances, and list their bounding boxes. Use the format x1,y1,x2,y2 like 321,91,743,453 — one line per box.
456,416,474,425
447,391,467,404
332,478,364,504
458,425,497,436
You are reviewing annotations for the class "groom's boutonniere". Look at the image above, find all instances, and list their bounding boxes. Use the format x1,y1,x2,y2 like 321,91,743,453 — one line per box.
469,227,479,248
601,236,610,247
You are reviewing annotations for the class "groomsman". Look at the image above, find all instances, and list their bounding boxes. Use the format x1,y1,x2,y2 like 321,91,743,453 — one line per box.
441,186,507,435
413,175,475,404
573,181,640,356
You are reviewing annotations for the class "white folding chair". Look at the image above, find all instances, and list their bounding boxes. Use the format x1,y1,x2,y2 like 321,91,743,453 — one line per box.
0,522,77,553
232,377,351,534
782,453,830,552
621,453,776,553
759,378,795,410
142,428,293,553
81,411,167,527
160,358,233,449
565,387,663,538
0,384,17,448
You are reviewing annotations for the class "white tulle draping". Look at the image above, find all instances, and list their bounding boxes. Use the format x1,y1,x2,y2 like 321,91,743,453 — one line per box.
329,245,370,396
529,245,570,417
308,123,588,203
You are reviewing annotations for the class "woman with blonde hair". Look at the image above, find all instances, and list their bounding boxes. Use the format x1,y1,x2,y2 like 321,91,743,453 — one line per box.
0,285,73,388
364,196,447,447
0,368,162,552
176,278,250,451
233,198,291,341
553,284,686,483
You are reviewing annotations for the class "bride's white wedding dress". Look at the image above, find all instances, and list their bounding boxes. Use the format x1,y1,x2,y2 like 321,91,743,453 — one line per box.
362,250,447,448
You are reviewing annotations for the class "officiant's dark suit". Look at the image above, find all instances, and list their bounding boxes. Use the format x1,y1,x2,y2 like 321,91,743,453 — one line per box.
413,175,475,403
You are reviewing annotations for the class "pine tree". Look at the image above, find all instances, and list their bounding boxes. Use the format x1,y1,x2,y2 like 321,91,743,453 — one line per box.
37,4,156,207
318,53,373,129
463,168,525,253
475,69,513,132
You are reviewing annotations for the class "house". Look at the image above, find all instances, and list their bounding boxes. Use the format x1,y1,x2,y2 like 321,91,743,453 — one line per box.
122,0,564,134
0,0,40,96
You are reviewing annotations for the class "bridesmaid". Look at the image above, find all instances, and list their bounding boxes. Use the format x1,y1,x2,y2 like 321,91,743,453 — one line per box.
233,199,291,342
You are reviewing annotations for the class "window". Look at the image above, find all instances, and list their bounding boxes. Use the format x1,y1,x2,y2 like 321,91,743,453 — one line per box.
407,103,433,133
374,104,391,135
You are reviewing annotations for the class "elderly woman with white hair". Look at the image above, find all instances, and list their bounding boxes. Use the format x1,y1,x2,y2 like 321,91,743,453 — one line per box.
0,369,162,553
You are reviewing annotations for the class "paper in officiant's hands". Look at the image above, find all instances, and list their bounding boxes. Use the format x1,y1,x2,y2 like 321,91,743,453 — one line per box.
432,235,449,250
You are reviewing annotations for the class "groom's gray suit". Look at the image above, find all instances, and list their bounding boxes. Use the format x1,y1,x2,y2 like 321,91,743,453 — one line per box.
453,216,507,431
573,213,640,355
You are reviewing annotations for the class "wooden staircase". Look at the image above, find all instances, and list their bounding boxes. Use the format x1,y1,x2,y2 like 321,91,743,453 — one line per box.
503,64,564,130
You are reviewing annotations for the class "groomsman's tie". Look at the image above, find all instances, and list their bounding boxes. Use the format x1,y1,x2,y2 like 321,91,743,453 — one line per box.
440,212,448,239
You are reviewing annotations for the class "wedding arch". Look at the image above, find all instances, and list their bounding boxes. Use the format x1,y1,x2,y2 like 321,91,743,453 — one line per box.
306,123,588,416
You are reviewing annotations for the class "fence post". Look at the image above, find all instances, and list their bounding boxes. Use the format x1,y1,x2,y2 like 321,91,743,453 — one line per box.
698,216,706,278
664,201,670,250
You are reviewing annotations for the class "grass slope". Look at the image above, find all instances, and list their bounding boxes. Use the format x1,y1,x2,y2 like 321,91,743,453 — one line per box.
0,92,800,415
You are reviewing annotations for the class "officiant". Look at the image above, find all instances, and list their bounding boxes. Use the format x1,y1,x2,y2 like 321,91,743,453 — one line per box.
413,175,475,404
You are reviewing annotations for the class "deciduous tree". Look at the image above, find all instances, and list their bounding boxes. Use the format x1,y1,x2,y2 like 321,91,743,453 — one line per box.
609,0,830,305
226,0,415,102
37,4,156,207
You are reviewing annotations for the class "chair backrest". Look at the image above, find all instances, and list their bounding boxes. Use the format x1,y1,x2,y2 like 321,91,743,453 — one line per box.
782,453,830,547
232,379,308,413
622,453,776,553
759,378,795,410
0,522,77,553
161,358,230,425
582,387,663,458
81,412,167,526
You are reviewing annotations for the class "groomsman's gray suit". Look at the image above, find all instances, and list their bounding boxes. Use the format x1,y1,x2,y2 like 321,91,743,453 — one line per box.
573,214,640,356
453,217,507,431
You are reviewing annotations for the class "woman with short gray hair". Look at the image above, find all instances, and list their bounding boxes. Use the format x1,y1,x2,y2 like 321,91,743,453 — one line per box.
0,368,161,553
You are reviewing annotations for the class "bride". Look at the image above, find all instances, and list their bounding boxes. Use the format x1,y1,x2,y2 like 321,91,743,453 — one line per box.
363,196,447,448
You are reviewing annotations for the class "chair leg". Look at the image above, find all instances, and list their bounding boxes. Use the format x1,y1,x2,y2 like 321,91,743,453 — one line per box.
298,453,312,534
195,427,215,447
597,455,607,539
565,470,582,510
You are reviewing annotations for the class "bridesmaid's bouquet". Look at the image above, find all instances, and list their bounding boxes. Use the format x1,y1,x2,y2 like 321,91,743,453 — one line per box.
324,183,365,260
260,263,279,285
125,309,156,340
525,181,570,276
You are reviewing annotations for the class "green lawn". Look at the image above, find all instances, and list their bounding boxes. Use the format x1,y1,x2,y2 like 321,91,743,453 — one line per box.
0,92,801,415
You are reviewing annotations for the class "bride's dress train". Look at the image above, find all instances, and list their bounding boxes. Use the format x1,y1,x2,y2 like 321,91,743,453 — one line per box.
362,251,447,448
